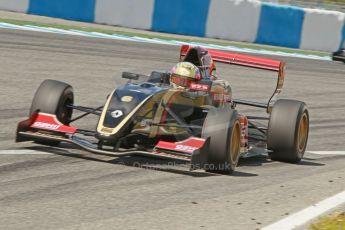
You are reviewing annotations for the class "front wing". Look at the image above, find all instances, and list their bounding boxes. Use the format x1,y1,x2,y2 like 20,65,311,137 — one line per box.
16,113,209,170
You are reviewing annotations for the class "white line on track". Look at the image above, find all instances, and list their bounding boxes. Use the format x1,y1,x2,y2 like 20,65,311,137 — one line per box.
262,190,345,230
0,150,51,155
308,151,345,155
0,22,332,61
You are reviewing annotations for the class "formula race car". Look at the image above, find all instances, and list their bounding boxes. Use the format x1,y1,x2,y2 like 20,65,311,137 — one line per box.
16,45,309,174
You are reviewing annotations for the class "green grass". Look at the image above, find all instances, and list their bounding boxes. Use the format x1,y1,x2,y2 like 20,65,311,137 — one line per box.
309,212,345,230
0,18,331,57
325,0,345,4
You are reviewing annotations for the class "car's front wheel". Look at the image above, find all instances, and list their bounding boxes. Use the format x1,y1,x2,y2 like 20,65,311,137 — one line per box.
202,107,241,174
29,79,74,145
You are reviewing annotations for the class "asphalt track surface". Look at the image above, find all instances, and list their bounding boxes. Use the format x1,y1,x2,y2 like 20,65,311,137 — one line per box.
0,28,345,230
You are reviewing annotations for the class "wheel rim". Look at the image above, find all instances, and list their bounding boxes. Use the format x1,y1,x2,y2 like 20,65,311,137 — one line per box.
59,97,73,124
230,121,241,164
297,113,308,153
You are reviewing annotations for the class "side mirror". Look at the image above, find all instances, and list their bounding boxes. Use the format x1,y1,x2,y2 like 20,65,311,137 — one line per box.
122,72,139,80
149,71,170,84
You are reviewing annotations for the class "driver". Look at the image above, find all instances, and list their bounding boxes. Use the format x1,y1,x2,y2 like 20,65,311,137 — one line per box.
169,62,201,89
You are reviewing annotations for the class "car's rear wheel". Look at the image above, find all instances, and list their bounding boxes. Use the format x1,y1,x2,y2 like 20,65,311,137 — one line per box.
267,99,309,163
30,79,74,145
202,107,241,174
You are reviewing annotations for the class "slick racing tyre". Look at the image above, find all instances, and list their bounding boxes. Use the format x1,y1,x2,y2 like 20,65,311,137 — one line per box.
30,79,74,145
202,107,241,174
267,99,309,163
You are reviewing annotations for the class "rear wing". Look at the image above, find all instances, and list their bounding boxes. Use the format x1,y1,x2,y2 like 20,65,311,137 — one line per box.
180,45,285,113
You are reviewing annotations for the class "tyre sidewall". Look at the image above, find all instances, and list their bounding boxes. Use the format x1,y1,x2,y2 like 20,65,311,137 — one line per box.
267,99,309,162
202,108,239,172
30,80,73,124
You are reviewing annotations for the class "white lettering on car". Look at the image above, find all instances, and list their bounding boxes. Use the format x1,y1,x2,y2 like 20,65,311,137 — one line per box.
32,122,61,130
175,145,198,153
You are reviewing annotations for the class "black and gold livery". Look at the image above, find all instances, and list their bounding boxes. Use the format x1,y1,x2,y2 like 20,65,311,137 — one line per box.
15,45,310,174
